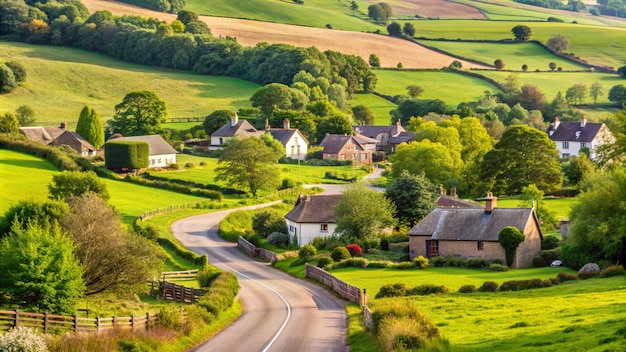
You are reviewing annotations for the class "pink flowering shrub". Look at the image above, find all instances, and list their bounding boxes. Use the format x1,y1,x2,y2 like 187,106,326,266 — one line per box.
346,244,362,257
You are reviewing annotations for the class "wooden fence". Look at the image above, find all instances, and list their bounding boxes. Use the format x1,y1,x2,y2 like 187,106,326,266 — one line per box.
168,117,203,123
139,200,215,220
148,270,206,304
161,269,198,281
0,309,179,334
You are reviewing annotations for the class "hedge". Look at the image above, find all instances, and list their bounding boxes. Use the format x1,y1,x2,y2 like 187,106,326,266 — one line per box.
126,175,223,201
105,141,149,170
157,237,208,266
0,134,82,171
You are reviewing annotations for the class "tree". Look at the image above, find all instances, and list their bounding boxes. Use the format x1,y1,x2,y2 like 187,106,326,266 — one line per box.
479,125,562,195
498,226,525,267
5,61,26,82
494,59,505,70
75,105,105,149
250,83,295,116
390,140,457,188
407,85,424,98
403,22,415,37
352,105,375,125
334,182,396,240
252,209,288,237
549,62,557,71
14,105,35,126
315,113,353,142
517,184,557,230
61,192,163,295
521,64,528,72
0,223,84,314
563,153,594,188
589,82,604,105
511,25,532,41
502,73,521,96
618,63,626,78
203,109,232,136
368,3,391,23
0,199,68,237
176,9,198,24
385,170,437,227
458,117,493,192
108,91,167,136
48,170,110,201
517,84,547,111
386,21,401,36
608,84,626,107
260,133,286,159
350,1,359,16
0,112,19,134
546,35,569,52
368,54,381,67
565,83,587,105
0,63,17,93
215,137,280,196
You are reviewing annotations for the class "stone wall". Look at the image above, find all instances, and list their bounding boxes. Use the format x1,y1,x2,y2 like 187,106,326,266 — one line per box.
237,237,277,264
305,264,361,304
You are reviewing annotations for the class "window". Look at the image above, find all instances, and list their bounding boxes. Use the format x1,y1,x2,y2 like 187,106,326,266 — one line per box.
562,141,569,149
158,158,162,164
562,153,570,158
289,225,295,233
291,145,295,157
361,153,367,160
581,142,586,148
219,137,223,145
477,241,484,251
320,224,328,232
341,154,346,160
426,240,439,258
352,153,356,160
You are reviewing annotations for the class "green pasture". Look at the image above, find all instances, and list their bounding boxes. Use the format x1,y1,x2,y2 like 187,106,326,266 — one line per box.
477,70,623,105
493,196,577,220
0,42,259,127
350,93,397,125
331,266,574,295
373,69,502,107
150,154,370,186
419,41,587,71
408,21,626,69
413,276,626,351
0,149,58,214
184,0,380,31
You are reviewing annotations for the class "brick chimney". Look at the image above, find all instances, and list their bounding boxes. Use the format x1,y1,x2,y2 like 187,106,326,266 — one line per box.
485,192,497,213
581,115,587,128
553,116,560,130
284,118,290,129
450,186,457,198
59,121,67,130
265,119,269,131
231,113,238,126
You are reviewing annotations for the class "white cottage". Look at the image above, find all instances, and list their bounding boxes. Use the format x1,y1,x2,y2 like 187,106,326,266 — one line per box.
267,119,308,160
108,135,177,168
546,116,614,159
285,194,340,246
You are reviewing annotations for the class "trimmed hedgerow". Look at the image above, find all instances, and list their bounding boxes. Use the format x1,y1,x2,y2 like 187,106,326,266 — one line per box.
298,244,317,261
0,134,82,171
316,256,333,268
157,237,208,266
367,260,393,268
478,281,499,292
407,284,449,296
105,140,149,170
376,283,407,299
458,284,477,293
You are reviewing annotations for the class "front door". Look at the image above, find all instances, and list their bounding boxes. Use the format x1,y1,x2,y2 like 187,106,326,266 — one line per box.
426,240,439,258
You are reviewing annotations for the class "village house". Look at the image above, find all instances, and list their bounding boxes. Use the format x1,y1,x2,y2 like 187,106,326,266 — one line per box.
285,194,341,246
352,121,413,151
408,193,542,268
107,135,177,168
266,119,308,160
20,122,98,157
209,113,264,150
546,116,614,160
318,133,376,165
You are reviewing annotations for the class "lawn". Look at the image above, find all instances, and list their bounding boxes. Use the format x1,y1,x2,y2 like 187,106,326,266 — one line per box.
373,69,502,107
494,196,577,220
350,93,397,126
419,41,588,71
0,42,259,127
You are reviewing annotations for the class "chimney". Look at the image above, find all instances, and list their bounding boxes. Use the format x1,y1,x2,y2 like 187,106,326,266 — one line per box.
284,118,290,129
60,121,67,130
438,184,445,196
553,116,560,130
231,113,238,126
396,120,401,128
265,119,269,131
581,115,587,128
485,192,497,213
450,186,457,198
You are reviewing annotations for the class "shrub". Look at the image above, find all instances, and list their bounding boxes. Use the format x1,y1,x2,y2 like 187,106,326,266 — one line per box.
185,162,195,168
467,257,491,268
169,163,180,170
478,281,499,292
252,210,288,237
5,61,27,82
0,326,48,352
371,300,439,340
338,257,369,268
155,307,184,330
542,235,561,250
499,226,525,267
407,284,449,296
361,238,380,253
458,284,477,293
267,232,290,247
557,272,577,282
414,255,429,269
246,234,262,247
346,244,363,257
376,283,407,299
104,141,149,170
367,260,392,268
445,255,467,267
578,270,600,280
331,246,351,262
199,161,207,166
298,244,317,261
430,256,446,267
393,261,415,269
491,258,503,265
281,178,296,189
380,238,390,251
488,263,509,272
600,265,625,278
317,256,333,268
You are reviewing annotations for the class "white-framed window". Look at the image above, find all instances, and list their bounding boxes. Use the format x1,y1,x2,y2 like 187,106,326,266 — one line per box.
581,142,586,148
477,241,484,251
219,137,223,144
562,141,569,149
361,153,367,160
341,154,346,160
320,224,328,232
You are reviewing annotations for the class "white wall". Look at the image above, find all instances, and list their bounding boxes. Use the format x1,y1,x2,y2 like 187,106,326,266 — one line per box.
149,153,176,168
286,220,337,246
285,134,308,160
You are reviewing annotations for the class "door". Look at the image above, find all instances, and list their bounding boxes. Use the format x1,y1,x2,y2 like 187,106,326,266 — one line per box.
426,240,439,258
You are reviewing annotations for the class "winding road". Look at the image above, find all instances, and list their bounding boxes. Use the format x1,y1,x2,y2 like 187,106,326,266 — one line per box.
171,202,348,352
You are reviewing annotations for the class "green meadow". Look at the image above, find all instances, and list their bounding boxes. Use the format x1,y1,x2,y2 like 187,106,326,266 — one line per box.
183,0,380,31
0,42,259,127
350,93,397,125
373,69,502,107
419,41,588,71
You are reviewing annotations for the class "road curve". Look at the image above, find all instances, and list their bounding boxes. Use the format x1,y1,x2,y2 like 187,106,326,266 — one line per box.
171,202,348,352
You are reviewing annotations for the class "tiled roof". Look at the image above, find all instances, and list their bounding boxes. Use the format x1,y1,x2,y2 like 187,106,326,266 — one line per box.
436,196,482,208
53,130,97,151
285,194,341,223
319,135,365,154
353,124,405,138
353,133,378,145
108,135,178,156
408,207,536,241
19,126,64,144
268,128,308,146
546,121,603,143
390,131,416,145
212,119,263,138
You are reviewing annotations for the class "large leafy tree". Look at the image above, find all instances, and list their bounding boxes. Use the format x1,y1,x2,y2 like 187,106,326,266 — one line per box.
107,91,167,136
250,83,296,116
0,223,84,314
75,105,105,148
61,192,163,295
203,109,232,136
390,140,457,189
0,112,19,134
479,125,562,195
214,137,280,196
316,114,353,142
458,117,493,193
335,182,396,240
0,199,67,237
48,170,110,201
385,170,437,227
511,25,532,41
15,105,35,126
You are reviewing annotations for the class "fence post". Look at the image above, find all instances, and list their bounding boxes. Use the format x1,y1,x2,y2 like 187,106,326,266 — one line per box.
146,312,150,330
96,316,100,333
74,314,78,332
113,316,117,327
44,312,48,334
131,315,135,332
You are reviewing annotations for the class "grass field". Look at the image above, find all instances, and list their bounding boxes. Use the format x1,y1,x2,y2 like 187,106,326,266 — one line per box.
373,69,502,107
419,41,588,71
476,70,624,106
0,42,259,127
350,93,397,125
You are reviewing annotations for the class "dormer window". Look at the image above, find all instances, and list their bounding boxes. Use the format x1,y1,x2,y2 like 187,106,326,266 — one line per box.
575,131,581,139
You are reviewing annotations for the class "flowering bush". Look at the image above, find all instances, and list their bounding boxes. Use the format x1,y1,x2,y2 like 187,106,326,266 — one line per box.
0,326,48,352
346,244,362,257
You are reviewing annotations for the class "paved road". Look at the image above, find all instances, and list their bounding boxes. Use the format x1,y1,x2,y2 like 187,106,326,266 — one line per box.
171,203,348,352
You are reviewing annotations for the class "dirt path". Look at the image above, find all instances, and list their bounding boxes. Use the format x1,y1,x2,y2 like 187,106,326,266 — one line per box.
81,0,487,69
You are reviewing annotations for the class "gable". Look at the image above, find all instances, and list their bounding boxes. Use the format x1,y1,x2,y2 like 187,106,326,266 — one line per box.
109,135,177,156
285,194,341,223
212,119,262,138
547,121,603,143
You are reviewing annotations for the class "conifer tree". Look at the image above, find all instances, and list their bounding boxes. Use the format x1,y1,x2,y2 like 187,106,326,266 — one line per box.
76,106,105,149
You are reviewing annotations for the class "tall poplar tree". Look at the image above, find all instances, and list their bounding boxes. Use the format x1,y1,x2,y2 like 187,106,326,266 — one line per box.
76,105,105,149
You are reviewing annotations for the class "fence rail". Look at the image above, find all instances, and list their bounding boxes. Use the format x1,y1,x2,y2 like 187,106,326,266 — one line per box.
139,200,215,220
168,117,203,123
161,269,198,281
0,309,170,334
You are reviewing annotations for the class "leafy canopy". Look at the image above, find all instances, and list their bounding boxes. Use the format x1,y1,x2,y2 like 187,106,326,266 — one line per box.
107,90,167,136
334,182,396,240
48,170,109,201
385,170,437,227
